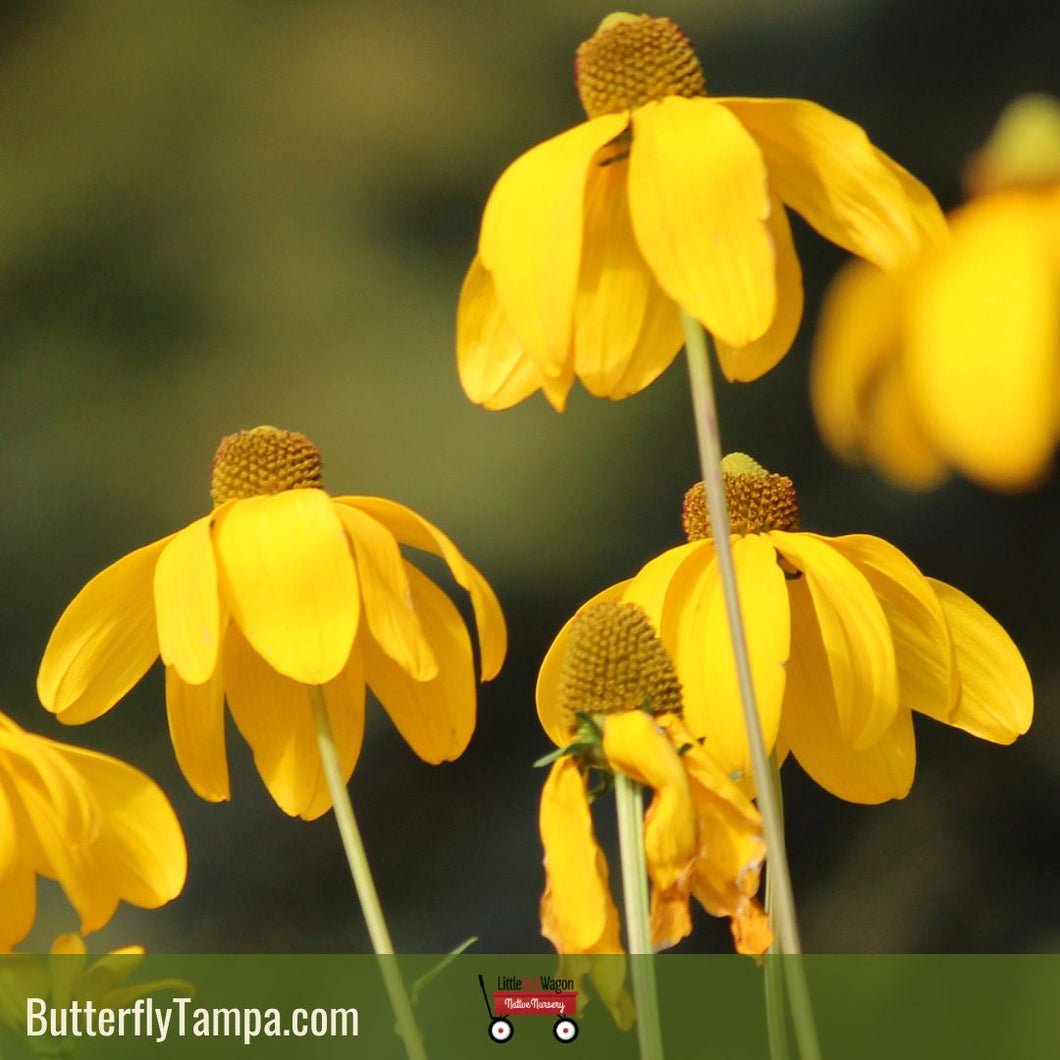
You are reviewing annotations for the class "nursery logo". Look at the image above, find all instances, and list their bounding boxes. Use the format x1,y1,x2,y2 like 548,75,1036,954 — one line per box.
476,973,579,1044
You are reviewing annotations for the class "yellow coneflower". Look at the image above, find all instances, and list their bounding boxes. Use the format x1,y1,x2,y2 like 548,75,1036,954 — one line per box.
459,12,945,410
549,455,1032,804
0,712,186,952
37,426,506,819
813,95,1060,491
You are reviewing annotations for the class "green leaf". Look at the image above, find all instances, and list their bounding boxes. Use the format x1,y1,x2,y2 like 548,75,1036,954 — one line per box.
409,937,478,1006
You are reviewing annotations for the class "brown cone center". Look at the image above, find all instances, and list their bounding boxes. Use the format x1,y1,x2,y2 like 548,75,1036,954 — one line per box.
682,453,800,541
575,13,706,119
210,426,324,508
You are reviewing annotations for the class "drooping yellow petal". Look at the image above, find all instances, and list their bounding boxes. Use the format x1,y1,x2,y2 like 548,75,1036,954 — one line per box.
603,711,696,893
0,776,36,951
863,355,952,489
0,772,16,879
811,258,947,489
622,541,704,628
337,496,507,680
827,535,954,724
4,719,186,936
539,757,619,953
214,490,359,685
715,196,804,382
479,114,628,380
84,967,195,1018
567,955,634,1029
870,144,952,250
164,663,230,803
334,504,435,682
363,564,475,764
629,97,775,347
905,193,1059,490
605,305,685,399
37,536,170,724
0,864,36,953
628,537,787,778
536,581,630,748
771,531,899,749
781,576,914,803
45,742,187,927
536,360,580,412
47,936,88,1009
456,255,545,410
154,516,221,685
0,716,95,852
573,154,684,398
652,714,767,944
810,258,889,459
223,624,362,820
606,716,695,915
730,901,774,955
696,534,789,777
670,730,766,909
720,97,946,269
649,881,693,952
555,955,632,1029
929,578,1033,743
83,954,192,1012
50,933,87,957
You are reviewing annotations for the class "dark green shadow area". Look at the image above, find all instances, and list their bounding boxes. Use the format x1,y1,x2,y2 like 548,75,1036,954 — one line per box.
1,954,1057,1059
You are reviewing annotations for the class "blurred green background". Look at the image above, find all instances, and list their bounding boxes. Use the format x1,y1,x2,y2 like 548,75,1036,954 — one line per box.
3,0,1059,955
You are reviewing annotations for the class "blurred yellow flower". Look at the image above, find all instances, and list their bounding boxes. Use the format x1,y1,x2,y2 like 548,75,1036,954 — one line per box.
0,713,186,952
0,934,191,1040
813,95,1060,491
536,601,769,955
37,427,506,820
562,456,1032,804
458,12,945,411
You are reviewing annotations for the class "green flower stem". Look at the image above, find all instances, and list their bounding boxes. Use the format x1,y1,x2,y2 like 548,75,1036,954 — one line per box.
765,756,822,1060
764,952,792,1060
767,750,792,1060
764,755,792,1060
776,954,822,1060
310,686,427,1060
680,310,802,956
614,772,665,1060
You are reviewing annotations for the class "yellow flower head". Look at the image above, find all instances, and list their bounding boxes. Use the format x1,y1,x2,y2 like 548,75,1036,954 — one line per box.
548,455,1032,805
0,712,186,952
812,94,1060,491
458,12,946,411
37,426,507,820
537,601,770,957
0,934,192,1036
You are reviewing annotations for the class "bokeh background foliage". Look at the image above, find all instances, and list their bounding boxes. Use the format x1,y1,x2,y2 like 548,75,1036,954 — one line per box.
2,0,1059,953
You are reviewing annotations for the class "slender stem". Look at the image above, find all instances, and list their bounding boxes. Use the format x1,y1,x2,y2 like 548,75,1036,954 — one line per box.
765,750,787,949
614,773,665,1060
764,953,792,1060
310,686,428,1060
779,956,822,1060
767,756,822,1060
764,754,791,1060
681,310,803,957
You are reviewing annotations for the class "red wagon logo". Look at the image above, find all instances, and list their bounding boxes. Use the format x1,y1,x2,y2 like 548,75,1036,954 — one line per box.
478,975,579,1044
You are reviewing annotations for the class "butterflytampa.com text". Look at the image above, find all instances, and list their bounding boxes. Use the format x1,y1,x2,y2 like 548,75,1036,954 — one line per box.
26,996,358,1045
